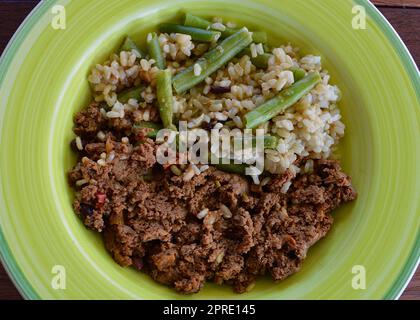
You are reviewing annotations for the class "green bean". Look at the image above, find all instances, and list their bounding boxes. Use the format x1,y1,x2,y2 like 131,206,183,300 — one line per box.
120,36,145,58
184,13,211,30
159,23,221,42
220,29,267,43
234,135,278,149
214,163,248,175
240,47,272,69
251,53,271,69
172,28,252,94
156,69,174,129
184,13,267,43
170,165,182,176
244,72,321,129
208,151,249,174
224,120,236,128
142,172,154,182
147,32,166,69
291,67,306,81
133,121,163,138
184,13,237,38
117,85,143,103
214,27,237,39
264,135,279,149
251,31,267,44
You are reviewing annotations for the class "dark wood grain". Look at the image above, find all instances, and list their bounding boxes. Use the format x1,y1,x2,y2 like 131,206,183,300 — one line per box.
0,1,38,53
0,263,21,300
379,7,420,66
372,0,420,7
0,0,418,300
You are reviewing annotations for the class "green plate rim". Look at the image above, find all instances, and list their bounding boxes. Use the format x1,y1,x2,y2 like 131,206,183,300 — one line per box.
0,0,52,300
0,0,418,300
355,0,420,300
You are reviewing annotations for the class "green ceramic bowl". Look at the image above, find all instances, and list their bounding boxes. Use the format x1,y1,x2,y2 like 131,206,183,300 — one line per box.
0,0,419,300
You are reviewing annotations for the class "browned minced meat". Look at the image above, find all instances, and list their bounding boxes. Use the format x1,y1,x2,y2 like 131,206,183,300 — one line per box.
68,103,357,294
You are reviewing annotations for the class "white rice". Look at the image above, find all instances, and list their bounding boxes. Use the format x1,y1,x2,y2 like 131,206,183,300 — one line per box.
256,43,264,55
194,63,202,76
211,22,226,31
197,208,209,219
121,137,129,144
250,43,258,58
220,204,232,219
75,179,88,187
280,181,292,193
183,165,196,181
97,131,106,141
75,136,83,151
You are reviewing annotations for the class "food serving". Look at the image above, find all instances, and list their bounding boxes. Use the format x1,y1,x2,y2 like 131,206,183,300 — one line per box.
68,13,357,294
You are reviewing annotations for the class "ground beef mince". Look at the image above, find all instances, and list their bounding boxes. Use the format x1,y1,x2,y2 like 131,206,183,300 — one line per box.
68,106,357,294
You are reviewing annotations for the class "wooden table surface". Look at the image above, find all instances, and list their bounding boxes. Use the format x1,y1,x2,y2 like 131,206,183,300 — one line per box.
0,0,418,300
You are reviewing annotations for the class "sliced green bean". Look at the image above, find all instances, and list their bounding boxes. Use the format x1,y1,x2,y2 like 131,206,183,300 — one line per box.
251,53,271,69
120,36,145,58
263,135,278,149
184,13,236,38
290,67,306,81
147,32,166,69
208,151,249,174
224,120,236,128
234,135,278,149
214,163,248,175
156,69,174,129
142,172,154,182
184,13,267,43
170,165,182,176
184,13,211,30
244,72,321,129
213,27,236,39
220,29,267,43
117,85,143,103
133,121,163,138
159,23,221,42
251,31,267,44
240,47,272,69
172,28,253,94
